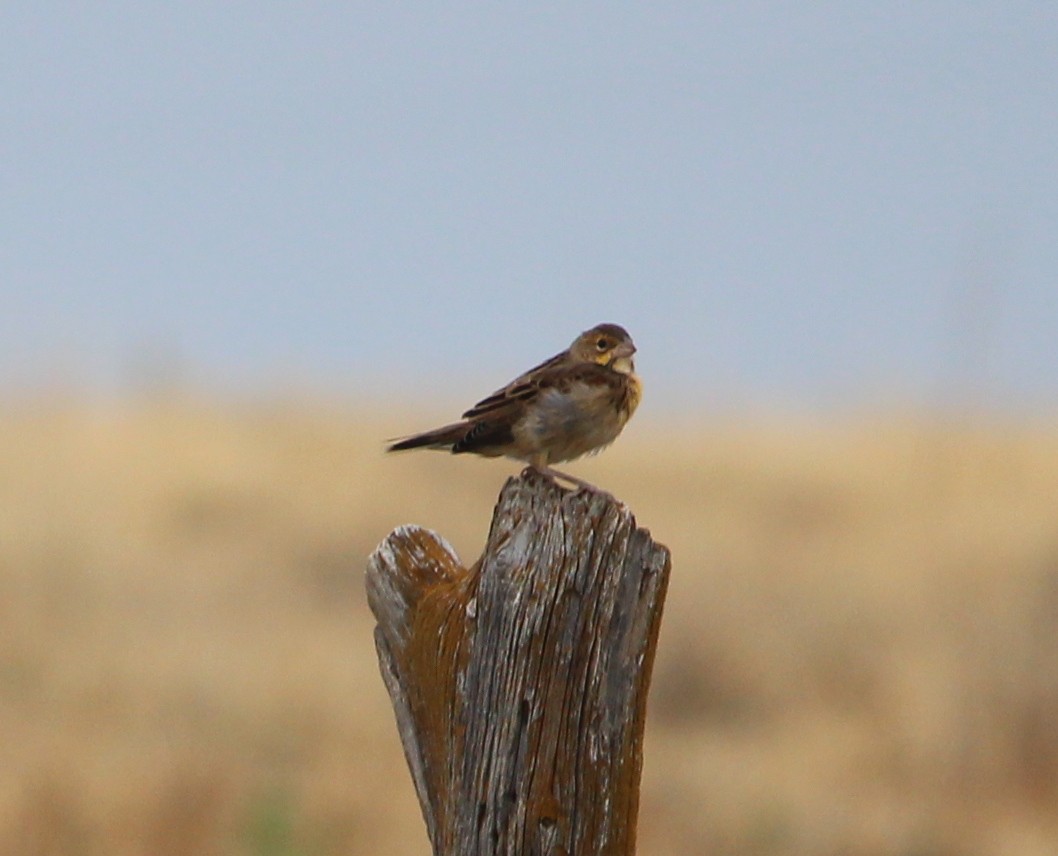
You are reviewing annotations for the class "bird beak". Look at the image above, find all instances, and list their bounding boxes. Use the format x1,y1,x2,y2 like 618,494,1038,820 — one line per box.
610,341,637,375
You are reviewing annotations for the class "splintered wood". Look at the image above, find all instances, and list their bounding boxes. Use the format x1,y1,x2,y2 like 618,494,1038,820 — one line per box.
366,469,670,856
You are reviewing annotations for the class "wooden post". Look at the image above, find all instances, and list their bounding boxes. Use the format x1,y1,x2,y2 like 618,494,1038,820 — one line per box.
366,469,671,856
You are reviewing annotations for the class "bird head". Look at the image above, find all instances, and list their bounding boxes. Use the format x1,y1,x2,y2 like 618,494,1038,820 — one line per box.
571,323,637,374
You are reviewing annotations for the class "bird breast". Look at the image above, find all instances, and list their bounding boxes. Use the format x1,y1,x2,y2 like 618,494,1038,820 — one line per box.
515,379,636,465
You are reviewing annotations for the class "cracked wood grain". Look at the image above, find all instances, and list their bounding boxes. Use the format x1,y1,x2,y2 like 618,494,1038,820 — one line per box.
366,469,671,856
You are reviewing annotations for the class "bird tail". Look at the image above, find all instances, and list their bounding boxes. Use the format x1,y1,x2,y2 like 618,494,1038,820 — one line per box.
386,422,469,453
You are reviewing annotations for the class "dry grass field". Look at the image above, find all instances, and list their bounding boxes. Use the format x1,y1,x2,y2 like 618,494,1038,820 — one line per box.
2,398,1057,856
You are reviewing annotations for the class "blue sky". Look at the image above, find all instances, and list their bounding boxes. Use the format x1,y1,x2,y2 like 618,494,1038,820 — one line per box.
3,3,1056,412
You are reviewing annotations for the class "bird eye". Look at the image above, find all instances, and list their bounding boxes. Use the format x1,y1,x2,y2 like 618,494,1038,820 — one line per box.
595,338,608,351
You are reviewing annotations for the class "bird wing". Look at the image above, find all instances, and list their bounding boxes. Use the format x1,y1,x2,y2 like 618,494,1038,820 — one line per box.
461,350,567,420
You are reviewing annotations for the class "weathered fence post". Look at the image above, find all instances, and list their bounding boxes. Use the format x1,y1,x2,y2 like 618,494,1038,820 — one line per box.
366,468,671,855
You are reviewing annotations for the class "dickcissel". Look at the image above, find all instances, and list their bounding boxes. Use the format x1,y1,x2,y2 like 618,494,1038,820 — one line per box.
387,323,641,489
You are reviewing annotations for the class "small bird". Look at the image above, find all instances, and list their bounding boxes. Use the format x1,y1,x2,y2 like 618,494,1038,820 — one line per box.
387,323,641,489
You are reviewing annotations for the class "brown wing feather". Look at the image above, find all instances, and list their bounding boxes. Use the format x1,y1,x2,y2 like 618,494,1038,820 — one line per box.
450,419,515,455
461,349,567,419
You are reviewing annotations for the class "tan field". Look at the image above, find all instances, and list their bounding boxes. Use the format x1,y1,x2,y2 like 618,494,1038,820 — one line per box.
2,398,1057,856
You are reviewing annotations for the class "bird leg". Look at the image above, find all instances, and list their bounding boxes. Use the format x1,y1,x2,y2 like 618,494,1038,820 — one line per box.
525,460,600,492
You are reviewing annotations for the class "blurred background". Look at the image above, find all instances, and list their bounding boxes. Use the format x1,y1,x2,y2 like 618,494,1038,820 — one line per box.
3,3,1057,855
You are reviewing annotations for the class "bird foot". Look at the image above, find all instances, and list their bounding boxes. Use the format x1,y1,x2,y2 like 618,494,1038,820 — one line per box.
526,465,605,494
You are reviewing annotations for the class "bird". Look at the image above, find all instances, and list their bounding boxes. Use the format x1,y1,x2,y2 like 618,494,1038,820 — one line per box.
387,323,641,489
